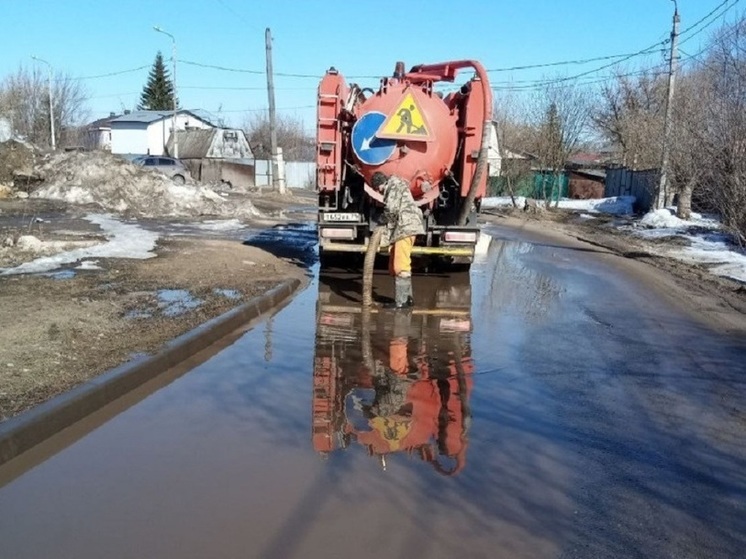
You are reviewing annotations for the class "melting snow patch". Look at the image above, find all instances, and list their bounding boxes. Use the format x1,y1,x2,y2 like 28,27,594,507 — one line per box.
638,208,720,231
0,214,158,276
670,234,746,283
640,209,688,229
480,196,635,215
45,269,76,280
481,196,526,209
556,196,635,215
157,289,203,317
76,260,102,270
194,219,245,231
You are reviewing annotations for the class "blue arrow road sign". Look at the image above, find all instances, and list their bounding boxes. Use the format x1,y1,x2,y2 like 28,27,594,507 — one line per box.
351,111,396,166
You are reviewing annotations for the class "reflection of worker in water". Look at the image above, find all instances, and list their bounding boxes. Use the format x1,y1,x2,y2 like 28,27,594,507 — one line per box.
351,317,472,475
371,172,425,309
396,105,425,135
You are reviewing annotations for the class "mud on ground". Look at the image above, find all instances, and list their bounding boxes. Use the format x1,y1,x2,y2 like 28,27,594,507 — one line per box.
0,198,311,421
0,238,306,421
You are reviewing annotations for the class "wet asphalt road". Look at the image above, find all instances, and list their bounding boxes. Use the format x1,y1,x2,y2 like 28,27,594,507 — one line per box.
0,224,745,559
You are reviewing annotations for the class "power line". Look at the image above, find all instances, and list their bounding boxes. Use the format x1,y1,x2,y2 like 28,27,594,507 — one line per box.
482,1,738,79
89,91,140,99
490,69,669,92
214,104,316,114
679,0,739,41
88,104,316,118
66,65,150,81
663,1,742,66
486,51,660,73
178,58,381,79
179,59,264,74
67,0,746,101
179,85,315,91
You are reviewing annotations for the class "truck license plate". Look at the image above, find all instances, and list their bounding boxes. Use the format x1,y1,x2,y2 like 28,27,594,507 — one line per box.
323,212,361,222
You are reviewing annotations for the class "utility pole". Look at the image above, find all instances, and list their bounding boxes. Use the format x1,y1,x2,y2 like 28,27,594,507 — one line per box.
154,26,178,158
265,27,283,193
656,0,679,210
31,56,55,150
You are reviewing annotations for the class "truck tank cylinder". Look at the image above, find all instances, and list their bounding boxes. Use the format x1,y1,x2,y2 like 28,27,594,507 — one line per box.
351,81,458,205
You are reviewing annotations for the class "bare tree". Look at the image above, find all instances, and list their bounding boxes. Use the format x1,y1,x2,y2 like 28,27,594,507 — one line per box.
593,68,667,169
692,16,746,242
667,73,706,219
530,79,592,206
492,92,536,207
0,65,89,148
243,112,315,161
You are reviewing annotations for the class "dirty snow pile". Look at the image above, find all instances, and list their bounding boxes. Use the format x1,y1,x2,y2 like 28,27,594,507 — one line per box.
481,196,635,216
629,208,746,283
0,138,37,191
31,151,261,219
0,214,158,276
637,208,720,232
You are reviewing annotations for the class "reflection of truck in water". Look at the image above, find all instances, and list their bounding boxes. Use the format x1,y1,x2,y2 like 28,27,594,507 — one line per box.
312,271,474,474
316,60,492,268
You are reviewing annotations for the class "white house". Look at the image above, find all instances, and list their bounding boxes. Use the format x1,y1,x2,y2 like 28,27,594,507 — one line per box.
110,110,220,156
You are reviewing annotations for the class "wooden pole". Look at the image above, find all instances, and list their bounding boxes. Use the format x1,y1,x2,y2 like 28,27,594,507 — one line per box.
656,2,680,209
265,27,280,192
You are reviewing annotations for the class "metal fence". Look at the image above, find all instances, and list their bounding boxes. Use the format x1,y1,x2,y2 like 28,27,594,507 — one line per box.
605,167,659,213
254,159,316,188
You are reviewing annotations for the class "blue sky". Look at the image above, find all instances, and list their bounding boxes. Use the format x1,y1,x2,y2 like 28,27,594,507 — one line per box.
0,0,740,131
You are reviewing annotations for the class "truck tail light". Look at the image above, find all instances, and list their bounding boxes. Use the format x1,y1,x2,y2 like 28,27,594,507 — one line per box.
443,231,478,243
320,227,355,240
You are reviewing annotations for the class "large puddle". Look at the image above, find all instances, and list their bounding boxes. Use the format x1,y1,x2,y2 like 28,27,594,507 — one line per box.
1,227,744,558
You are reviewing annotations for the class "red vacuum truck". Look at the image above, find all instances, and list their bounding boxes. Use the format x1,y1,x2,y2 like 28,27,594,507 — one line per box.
315,60,492,268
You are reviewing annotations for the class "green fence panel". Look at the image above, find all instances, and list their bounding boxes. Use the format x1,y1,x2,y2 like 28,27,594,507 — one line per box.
487,172,568,199
532,172,568,200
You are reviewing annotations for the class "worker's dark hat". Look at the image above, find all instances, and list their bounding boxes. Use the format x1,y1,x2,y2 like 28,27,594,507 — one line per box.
371,172,388,188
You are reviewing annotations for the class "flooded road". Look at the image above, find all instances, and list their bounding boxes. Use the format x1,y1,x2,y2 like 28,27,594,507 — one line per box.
1,225,745,558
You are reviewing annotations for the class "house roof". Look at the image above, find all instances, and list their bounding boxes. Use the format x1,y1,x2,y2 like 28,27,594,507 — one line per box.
187,109,224,127
169,129,215,159
570,168,607,179
110,109,222,127
568,152,608,166
502,147,535,160
86,114,119,130
110,110,174,124
166,128,252,159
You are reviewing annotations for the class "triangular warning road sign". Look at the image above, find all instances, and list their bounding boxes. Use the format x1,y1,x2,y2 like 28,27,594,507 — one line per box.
376,91,434,142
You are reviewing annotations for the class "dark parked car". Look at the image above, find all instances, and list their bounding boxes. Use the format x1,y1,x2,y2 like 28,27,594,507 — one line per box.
134,156,191,185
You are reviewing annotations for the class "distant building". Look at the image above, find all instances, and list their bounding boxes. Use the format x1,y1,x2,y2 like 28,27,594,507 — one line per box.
109,109,221,156
168,128,255,190
83,113,118,151
166,128,253,160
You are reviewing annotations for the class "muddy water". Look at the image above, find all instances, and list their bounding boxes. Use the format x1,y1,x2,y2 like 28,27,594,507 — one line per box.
1,226,745,558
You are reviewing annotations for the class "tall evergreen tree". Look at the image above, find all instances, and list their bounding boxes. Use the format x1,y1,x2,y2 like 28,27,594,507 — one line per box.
138,52,177,111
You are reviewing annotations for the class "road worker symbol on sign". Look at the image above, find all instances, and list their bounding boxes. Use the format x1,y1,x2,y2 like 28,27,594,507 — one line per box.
376,92,434,142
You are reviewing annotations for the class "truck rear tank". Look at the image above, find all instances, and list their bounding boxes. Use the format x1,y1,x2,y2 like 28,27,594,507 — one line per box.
316,60,493,269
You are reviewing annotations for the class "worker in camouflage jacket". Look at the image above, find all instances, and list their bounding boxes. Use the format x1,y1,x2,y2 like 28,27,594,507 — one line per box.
371,172,425,309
